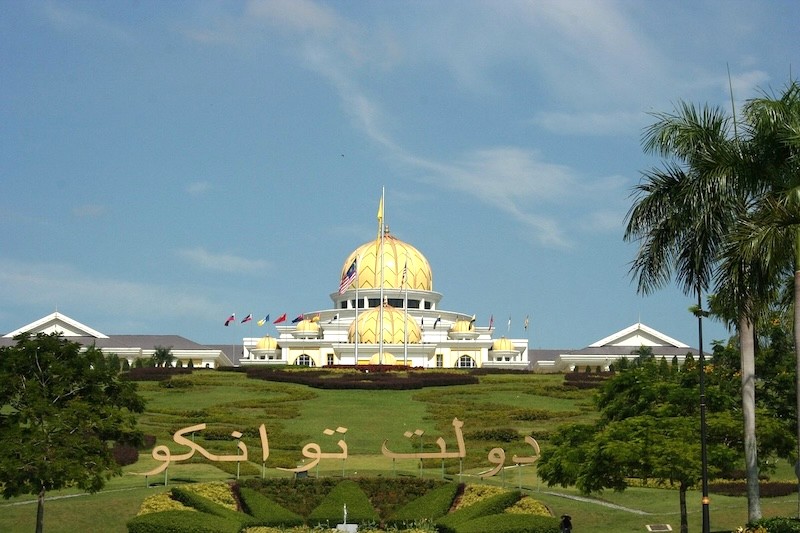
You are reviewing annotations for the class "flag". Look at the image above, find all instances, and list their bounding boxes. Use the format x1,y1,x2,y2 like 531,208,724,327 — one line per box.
489,315,494,329
257,315,269,326
291,314,304,323
328,313,339,323
339,258,357,294
311,313,320,322
224,314,235,326
524,315,529,331
273,313,287,324
469,314,476,325
401,260,407,287
377,189,384,237
508,316,511,332
433,315,441,329
241,314,253,324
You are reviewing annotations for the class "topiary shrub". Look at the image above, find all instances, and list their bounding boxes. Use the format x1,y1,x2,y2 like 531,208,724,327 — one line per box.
126,510,240,533
436,490,522,533
386,481,460,527
238,487,304,527
170,487,256,528
748,516,800,533
112,442,140,466
307,479,380,526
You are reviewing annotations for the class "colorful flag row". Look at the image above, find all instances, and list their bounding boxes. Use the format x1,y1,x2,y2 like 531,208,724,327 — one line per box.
223,313,322,326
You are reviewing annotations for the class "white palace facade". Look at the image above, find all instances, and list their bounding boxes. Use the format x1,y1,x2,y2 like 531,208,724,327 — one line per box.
240,227,530,369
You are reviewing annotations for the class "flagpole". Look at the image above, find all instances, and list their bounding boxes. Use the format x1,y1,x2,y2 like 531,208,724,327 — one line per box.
355,256,360,363
378,187,385,366
403,252,409,367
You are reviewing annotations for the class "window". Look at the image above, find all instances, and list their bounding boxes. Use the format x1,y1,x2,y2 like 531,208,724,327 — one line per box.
424,302,433,310
327,354,334,366
456,355,475,368
436,354,443,368
295,354,316,367
387,298,403,308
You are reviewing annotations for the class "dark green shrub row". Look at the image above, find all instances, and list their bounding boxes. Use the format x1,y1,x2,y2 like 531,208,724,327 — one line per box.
126,510,240,533
124,367,193,381
436,490,522,533
456,513,559,533
170,487,256,528
246,368,477,389
709,480,797,497
386,481,460,527
749,516,800,533
237,487,304,527
352,477,447,518
465,428,519,442
307,479,380,526
240,477,341,516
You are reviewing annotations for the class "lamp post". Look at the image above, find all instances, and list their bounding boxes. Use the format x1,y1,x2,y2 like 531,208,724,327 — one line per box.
694,292,710,533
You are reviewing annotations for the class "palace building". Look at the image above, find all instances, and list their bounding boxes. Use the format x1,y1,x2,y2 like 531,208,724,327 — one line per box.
240,226,530,369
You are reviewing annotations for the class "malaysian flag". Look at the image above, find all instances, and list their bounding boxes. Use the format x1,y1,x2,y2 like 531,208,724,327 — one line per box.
339,259,357,294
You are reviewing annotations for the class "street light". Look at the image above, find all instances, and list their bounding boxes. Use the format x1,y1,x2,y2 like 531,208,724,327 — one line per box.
693,294,710,533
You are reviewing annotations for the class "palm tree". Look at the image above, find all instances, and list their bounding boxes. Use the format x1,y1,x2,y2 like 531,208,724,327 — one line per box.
152,345,174,368
732,80,800,509
624,101,757,529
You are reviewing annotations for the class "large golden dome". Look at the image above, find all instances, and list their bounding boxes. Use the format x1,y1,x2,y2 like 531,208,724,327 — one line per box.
347,304,422,344
340,231,432,291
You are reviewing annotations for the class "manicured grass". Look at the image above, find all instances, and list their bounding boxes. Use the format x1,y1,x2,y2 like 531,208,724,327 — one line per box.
2,370,797,532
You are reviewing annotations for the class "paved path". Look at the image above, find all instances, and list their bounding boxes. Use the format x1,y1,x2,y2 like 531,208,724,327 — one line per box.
543,491,650,515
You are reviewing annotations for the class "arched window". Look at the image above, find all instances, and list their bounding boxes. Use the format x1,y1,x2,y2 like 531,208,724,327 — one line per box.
295,354,316,367
456,355,475,368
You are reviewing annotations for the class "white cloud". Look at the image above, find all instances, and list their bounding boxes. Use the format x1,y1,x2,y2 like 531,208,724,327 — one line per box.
42,2,134,44
186,181,212,195
531,111,645,136
0,258,219,323
177,247,270,274
71,203,106,218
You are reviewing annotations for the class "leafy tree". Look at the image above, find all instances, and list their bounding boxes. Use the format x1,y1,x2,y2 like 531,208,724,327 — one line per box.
538,358,792,533
151,345,174,367
0,333,145,533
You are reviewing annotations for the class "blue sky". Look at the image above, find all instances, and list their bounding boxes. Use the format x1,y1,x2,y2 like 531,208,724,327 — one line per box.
2,1,798,349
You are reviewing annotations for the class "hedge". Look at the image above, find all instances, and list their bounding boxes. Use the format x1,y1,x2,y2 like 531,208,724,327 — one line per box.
170,487,257,528
237,487,304,527
307,479,380,526
749,516,800,533
126,510,241,533
386,481,460,527
455,513,559,533
436,490,522,533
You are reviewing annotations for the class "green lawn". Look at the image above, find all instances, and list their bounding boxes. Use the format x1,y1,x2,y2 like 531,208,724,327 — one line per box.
1,370,796,532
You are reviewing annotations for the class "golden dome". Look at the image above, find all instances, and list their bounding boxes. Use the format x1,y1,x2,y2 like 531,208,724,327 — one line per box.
492,337,517,352
255,336,278,350
295,319,320,333
348,304,422,344
341,231,432,291
450,319,474,333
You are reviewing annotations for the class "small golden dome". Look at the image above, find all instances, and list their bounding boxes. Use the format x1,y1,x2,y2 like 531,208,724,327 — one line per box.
295,319,320,333
255,336,278,350
492,337,517,352
340,231,432,291
348,304,422,344
450,319,474,333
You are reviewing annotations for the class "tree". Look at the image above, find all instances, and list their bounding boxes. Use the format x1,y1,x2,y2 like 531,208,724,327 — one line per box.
732,80,800,501
538,358,791,533
624,100,751,527
0,333,145,533
151,345,174,367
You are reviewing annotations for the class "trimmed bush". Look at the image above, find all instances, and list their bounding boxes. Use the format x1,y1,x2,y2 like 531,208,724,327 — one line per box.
307,479,380,526
749,516,800,533
455,513,559,533
171,486,257,528
238,487,304,527
387,481,460,527
126,510,240,533
112,442,140,466
436,490,522,533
